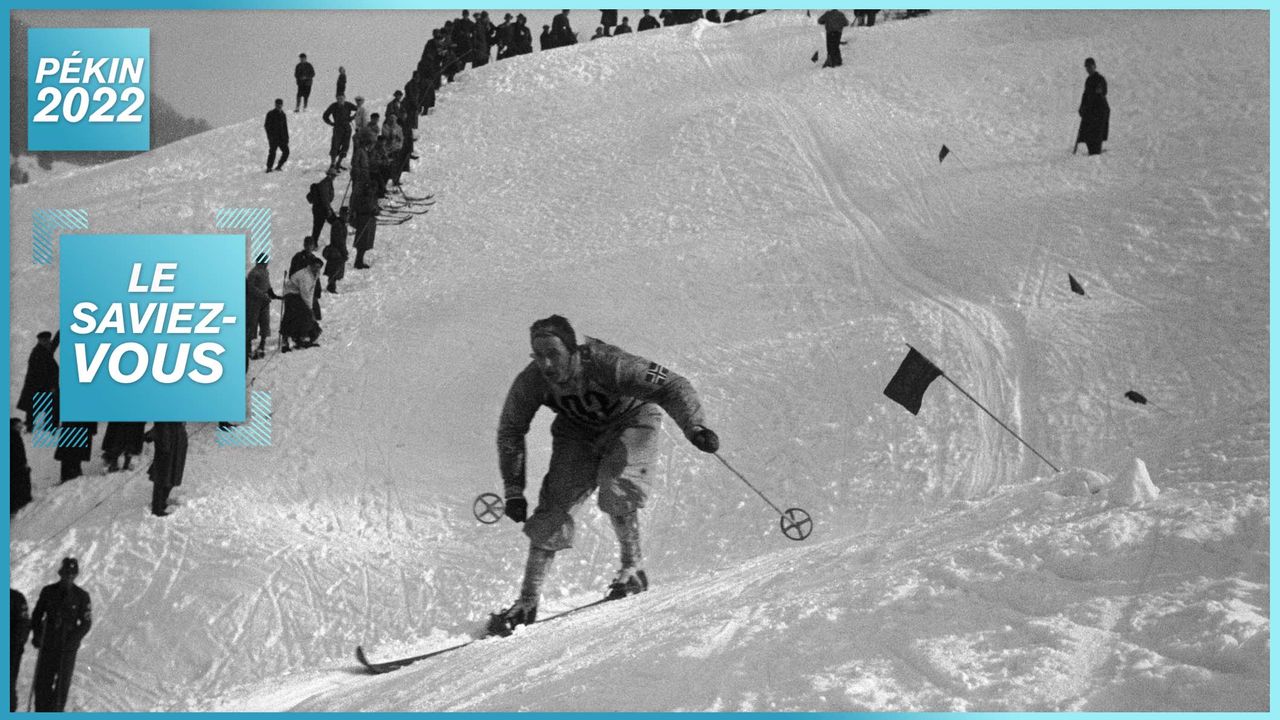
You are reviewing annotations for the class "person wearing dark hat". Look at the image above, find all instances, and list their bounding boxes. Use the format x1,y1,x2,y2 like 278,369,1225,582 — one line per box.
263,98,290,173
495,13,515,58
10,588,29,711
294,53,315,112
551,9,576,47
11,418,31,515
1075,57,1110,156
539,24,553,51
16,331,59,433
488,315,720,636
147,422,188,517
30,558,91,712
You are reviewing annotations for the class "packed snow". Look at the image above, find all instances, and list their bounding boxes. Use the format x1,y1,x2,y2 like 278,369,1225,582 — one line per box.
7,9,1269,711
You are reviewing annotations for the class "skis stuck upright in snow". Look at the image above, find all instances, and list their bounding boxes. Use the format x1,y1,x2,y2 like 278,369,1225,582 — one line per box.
354,596,616,675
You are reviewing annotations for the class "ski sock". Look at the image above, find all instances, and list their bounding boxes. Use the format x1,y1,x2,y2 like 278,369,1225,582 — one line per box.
520,547,556,605
610,511,643,569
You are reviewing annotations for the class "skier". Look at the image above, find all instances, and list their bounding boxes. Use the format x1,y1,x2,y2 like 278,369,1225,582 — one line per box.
294,53,315,112
10,588,29,711
16,331,58,433
264,98,290,172
1075,57,1110,156
489,315,720,635
30,558,91,712
100,422,144,472
281,245,324,351
147,422,187,517
818,10,850,68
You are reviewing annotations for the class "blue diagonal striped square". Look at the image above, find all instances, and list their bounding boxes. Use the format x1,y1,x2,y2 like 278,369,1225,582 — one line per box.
215,208,272,262
31,209,89,265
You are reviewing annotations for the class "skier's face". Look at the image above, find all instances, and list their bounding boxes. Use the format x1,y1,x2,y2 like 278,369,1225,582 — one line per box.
531,336,574,385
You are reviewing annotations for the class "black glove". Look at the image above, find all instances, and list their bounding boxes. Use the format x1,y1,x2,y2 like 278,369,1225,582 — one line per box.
688,426,720,454
504,496,528,523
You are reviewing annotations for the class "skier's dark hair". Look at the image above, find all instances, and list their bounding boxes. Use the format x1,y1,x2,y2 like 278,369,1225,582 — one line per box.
530,315,577,352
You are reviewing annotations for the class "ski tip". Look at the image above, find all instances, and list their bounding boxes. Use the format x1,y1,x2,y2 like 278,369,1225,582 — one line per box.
355,645,370,664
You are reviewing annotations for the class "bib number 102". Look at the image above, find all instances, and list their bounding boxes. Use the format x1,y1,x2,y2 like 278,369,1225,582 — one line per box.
32,86,144,123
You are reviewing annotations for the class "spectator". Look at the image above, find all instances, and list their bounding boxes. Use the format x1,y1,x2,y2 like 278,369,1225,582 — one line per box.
16,331,58,433
54,422,97,483
147,423,187,517
281,239,324,351
323,207,350,294
600,10,617,35
10,588,29,711
10,419,31,515
638,9,661,31
540,24,553,51
30,558,91,712
1075,57,1110,156
336,65,347,97
308,168,338,240
321,94,357,172
245,253,279,361
818,10,850,68
552,10,576,46
294,53,315,111
512,14,533,55
100,422,144,473
263,98,289,173
615,16,633,34
591,25,609,40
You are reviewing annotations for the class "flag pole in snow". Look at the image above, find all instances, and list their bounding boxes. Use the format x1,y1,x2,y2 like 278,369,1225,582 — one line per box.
884,345,1062,473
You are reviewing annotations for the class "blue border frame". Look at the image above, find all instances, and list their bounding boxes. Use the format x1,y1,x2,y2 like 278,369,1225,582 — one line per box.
3,2,1274,719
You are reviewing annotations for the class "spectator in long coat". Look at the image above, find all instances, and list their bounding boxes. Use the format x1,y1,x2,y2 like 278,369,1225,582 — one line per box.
336,65,347,97
1076,57,1110,156
148,423,187,517
16,331,58,432
10,419,31,515
30,558,91,712
552,10,576,46
495,14,515,58
599,10,617,35
263,98,289,172
512,15,533,54
472,12,493,67
10,588,29,711
100,422,144,472
54,422,97,483
818,10,850,68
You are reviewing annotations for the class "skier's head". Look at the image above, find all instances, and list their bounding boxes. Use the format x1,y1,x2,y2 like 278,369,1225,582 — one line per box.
36,331,52,347
274,98,283,109
59,557,79,579
1084,57,1096,73
355,95,364,105
299,53,307,60
530,315,578,385
303,235,318,251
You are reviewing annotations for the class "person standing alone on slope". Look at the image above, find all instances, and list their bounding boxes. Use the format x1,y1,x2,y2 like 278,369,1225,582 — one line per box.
489,315,720,635
1075,57,1110,155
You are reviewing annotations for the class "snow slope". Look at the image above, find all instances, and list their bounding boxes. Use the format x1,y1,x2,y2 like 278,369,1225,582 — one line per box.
7,10,1268,711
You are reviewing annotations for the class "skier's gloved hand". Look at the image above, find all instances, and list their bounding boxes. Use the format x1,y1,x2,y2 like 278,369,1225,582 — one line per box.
504,496,528,523
688,426,720,454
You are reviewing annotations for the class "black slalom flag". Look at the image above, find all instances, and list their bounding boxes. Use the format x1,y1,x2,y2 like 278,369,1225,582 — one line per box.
1069,273,1085,296
1125,390,1148,405
938,144,950,163
884,347,944,415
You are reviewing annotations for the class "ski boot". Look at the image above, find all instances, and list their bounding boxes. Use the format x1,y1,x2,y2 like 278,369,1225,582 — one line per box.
606,566,649,600
487,598,538,637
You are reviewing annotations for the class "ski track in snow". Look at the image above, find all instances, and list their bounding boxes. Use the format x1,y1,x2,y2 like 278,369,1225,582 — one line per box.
8,10,1268,711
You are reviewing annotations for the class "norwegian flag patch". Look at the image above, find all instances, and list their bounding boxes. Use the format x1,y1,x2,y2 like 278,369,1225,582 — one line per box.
644,363,669,386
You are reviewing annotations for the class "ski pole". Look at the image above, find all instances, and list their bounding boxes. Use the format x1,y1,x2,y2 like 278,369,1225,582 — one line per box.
712,453,813,541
